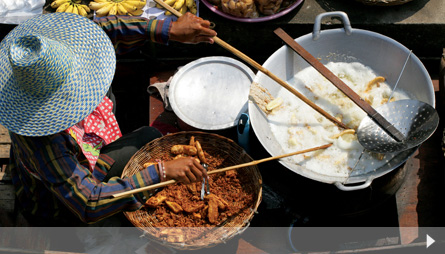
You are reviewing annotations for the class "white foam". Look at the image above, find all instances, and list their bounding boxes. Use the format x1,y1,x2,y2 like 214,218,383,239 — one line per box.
268,62,410,177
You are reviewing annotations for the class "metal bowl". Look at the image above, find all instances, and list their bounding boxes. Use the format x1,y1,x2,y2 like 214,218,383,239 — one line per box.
169,56,255,130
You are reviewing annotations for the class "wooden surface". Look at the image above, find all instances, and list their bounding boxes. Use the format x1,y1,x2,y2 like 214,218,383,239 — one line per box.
0,124,10,159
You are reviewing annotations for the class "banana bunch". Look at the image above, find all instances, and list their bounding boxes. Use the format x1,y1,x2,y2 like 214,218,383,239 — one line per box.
51,0,91,17
157,0,197,15
89,0,147,17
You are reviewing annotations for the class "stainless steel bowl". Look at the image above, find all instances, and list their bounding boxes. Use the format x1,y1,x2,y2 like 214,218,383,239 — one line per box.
169,56,255,130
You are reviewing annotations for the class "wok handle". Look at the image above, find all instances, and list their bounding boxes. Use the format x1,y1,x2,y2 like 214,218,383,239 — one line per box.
313,11,352,41
334,178,373,191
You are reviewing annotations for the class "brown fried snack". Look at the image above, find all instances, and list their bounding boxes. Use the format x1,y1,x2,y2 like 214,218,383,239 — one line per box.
194,140,207,164
165,201,183,213
171,145,197,155
207,197,219,224
205,194,228,210
145,194,167,208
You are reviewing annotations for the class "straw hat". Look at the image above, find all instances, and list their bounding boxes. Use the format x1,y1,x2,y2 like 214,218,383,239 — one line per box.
0,13,116,137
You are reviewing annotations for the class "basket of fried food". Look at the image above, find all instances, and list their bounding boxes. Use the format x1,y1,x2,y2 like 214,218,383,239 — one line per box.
121,131,262,250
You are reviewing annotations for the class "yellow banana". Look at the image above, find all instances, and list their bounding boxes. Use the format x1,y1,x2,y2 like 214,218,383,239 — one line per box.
172,0,185,11
89,1,110,11
95,2,115,16
51,0,69,9
120,2,138,12
94,0,111,2
55,2,70,12
123,0,147,9
65,3,74,13
128,8,144,16
164,10,172,15
79,4,91,13
185,0,194,8
77,4,88,16
163,0,176,6
116,3,129,15
72,4,79,15
179,3,187,14
109,3,118,15
189,1,197,14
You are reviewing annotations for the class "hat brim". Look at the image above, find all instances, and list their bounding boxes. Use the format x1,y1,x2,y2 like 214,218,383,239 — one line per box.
0,13,116,137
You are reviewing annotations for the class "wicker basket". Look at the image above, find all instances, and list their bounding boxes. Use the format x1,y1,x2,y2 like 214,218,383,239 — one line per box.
353,0,414,6
121,131,262,250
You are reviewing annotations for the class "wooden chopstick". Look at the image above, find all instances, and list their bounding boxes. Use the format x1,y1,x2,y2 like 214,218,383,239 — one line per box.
111,143,332,199
152,0,348,129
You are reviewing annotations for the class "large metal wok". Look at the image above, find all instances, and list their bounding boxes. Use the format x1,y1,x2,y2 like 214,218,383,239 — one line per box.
249,12,436,191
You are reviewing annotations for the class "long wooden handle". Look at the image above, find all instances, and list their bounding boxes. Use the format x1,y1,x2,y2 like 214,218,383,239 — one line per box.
111,143,332,198
152,0,348,129
274,28,404,142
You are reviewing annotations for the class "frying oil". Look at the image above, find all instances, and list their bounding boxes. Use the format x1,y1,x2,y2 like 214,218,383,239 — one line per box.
268,62,410,177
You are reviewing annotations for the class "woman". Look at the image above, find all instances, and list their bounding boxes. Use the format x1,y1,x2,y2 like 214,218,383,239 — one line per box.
0,11,216,226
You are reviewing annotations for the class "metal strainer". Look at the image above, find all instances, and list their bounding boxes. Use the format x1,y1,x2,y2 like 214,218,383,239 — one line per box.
357,99,439,153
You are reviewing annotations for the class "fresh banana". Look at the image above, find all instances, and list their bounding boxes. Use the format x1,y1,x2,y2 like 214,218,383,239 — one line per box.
117,3,129,15
124,0,147,8
172,0,185,11
95,3,115,16
51,0,69,9
65,4,74,13
55,2,70,12
164,0,177,6
158,0,197,15
51,0,90,17
88,0,146,17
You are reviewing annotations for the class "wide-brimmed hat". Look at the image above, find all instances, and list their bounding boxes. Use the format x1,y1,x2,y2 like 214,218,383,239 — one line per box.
0,12,116,137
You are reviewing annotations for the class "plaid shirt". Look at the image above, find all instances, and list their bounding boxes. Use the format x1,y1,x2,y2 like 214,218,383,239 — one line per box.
8,15,171,224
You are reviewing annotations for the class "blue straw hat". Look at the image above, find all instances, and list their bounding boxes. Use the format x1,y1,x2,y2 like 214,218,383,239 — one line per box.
0,12,116,136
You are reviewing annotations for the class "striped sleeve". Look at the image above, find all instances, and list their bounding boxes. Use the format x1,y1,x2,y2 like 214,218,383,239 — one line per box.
11,133,161,224
94,15,172,55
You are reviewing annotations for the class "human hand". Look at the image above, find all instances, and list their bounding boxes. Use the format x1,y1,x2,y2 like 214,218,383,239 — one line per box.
169,12,217,44
163,157,208,184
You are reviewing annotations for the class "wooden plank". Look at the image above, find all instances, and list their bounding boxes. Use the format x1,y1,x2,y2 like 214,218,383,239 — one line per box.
0,124,11,159
0,124,11,143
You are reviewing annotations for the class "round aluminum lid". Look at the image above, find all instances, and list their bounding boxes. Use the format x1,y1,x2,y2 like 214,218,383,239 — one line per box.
169,56,255,130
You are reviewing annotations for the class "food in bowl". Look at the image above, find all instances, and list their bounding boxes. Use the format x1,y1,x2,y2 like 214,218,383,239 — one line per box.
267,62,411,177
209,0,294,18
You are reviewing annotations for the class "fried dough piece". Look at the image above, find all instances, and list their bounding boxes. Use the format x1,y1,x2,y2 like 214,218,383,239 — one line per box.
194,140,207,164
165,201,183,213
365,76,385,92
182,202,205,213
171,145,197,155
189,136,195,146
186,183,197,193
205,194,228,210
145,194,167,208
173,154,186,160
207,197,219,224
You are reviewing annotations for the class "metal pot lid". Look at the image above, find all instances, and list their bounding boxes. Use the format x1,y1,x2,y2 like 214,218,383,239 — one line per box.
169,56,255,130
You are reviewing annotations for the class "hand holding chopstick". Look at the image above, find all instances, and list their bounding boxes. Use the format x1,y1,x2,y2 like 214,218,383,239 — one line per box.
152,0,348,130
111,143,332,199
